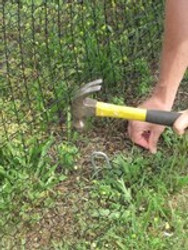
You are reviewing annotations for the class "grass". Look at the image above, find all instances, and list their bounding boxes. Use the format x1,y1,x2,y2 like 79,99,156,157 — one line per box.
86,138,188,249
1,1,188,249
0,129,187,249
62,131,187,250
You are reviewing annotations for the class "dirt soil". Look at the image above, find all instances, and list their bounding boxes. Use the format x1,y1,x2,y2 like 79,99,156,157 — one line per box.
5,87,187,249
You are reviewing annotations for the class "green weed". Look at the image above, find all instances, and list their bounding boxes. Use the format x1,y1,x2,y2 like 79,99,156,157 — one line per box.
0,137,79,236
77,136,188,250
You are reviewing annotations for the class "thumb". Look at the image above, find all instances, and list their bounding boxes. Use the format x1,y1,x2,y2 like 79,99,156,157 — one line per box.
148,129,161,154
173,112,188,135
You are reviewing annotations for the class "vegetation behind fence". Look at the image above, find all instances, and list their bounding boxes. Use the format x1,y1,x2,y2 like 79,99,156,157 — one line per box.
1,0,164,148
2,1,187,249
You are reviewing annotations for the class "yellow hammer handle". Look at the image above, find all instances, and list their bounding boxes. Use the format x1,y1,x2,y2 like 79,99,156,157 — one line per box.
96,102,147,121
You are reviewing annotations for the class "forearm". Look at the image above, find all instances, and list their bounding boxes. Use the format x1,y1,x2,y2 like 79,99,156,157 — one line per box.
153,0,188,108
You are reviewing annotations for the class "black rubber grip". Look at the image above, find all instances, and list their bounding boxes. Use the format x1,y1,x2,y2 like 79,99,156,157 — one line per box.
146,110,181,126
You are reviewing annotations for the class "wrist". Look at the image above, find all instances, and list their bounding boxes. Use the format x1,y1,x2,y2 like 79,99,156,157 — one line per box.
152,83,177,109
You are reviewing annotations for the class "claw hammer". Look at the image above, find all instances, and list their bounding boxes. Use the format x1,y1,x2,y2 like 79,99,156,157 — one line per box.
72,79,181,130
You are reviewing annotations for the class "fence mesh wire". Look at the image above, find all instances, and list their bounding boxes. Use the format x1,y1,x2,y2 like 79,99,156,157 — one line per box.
0,0,166,248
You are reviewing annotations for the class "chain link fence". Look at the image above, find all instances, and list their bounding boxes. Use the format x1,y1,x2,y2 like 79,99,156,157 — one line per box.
0,0,174,249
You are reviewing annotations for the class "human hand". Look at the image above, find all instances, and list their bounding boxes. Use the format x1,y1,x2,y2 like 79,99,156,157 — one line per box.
173,110,188,135
128,97,171,154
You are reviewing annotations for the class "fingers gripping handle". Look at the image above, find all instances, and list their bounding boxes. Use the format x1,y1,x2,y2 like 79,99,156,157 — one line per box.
146,110,181,126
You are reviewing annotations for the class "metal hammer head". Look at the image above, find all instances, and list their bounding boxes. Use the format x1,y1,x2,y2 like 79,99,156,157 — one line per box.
72,79,102,130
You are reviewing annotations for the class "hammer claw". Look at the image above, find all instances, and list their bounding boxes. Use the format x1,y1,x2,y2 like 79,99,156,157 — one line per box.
73,79,102,100
76,79,102,94
74,85,102,100
80,79,102,90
